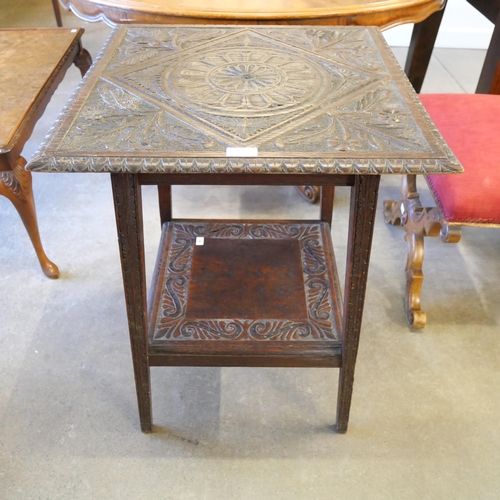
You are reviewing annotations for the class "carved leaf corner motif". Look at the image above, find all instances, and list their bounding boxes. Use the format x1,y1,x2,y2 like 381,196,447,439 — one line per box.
179,320,244,340
248,321,313,341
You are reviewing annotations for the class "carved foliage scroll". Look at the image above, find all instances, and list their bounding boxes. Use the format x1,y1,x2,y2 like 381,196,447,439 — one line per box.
151,222,339,344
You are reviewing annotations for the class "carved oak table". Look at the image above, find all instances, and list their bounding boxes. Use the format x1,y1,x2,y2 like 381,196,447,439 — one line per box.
29,26,461,433
56,0,446,203
0,28,87,278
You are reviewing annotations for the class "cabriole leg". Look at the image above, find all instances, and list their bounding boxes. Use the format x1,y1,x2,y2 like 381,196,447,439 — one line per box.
0,156,59,278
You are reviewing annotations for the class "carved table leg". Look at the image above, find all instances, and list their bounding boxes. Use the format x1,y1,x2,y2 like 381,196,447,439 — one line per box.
296,185,321,203
111,173,152,432
337,175,380,433
0,157,59,278
384,174,461,329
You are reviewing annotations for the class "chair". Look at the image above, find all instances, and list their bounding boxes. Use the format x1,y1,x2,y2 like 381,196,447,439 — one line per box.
384,62,500,328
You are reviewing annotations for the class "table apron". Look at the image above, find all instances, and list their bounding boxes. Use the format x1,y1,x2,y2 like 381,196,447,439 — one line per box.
137,173,356,186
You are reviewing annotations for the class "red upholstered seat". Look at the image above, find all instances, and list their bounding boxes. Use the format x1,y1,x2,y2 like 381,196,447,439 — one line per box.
420,94,500,225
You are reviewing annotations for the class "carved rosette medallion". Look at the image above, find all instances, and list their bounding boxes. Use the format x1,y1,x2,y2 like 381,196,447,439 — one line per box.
164,48,328,116
28,26,463,175
150,222,340,344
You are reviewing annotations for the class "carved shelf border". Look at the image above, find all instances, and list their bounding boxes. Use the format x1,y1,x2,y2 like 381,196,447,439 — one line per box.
149,221,341,345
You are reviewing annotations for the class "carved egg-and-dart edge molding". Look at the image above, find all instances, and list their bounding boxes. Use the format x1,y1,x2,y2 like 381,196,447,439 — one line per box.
28,155,462,175
27,26,463,175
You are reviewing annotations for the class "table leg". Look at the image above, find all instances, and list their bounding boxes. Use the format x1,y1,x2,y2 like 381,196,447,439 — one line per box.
336,175,380,433
111,173,152,432
476,11,500,94
0,156,59,278
320,186,335,227
158,185,172,225
404,3,447,93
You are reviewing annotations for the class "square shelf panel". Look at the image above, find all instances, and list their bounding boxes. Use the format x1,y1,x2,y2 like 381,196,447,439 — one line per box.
148,221,343,367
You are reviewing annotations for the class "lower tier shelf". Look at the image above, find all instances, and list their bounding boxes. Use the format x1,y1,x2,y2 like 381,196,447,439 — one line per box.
147,220,343,367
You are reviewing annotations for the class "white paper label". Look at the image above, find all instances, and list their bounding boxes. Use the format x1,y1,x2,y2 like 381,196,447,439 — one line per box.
196,237,204,246
226,147,258,157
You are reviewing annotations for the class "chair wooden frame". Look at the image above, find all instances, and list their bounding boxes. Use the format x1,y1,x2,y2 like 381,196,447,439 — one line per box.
384,62,500,329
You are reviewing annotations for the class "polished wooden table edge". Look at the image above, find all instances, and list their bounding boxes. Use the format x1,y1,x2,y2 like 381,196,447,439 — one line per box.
59,0,445,30
0,27,85,169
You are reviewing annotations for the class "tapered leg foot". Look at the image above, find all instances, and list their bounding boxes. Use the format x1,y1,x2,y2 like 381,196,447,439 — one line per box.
0,157,59,278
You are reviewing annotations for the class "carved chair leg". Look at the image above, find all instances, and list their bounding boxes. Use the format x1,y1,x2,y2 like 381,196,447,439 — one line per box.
74,43,93,77
0,157,59,278
296,185,321,203
384,174,461,329
404,232,426,328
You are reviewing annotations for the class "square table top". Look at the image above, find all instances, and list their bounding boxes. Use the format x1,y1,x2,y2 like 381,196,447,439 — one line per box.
0,28,83,154
28,25,462,175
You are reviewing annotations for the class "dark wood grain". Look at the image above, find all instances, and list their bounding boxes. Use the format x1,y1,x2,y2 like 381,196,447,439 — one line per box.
320,186,335,227
187,238,307,319
336,174,380,433
139,174,356,187
27,25,447,433
467,0,499,23
111,173,152,433
157,184,172,225
476,9,500,94
405,0,500,95
148,221,342,368
405,4,446,93
149,351,342,367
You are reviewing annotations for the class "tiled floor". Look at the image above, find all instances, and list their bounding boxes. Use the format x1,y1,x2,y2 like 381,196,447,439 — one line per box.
1,3,499,500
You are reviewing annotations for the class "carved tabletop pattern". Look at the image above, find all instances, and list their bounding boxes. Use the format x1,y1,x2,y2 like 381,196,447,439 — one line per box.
28,26,462,175
149,222,341,345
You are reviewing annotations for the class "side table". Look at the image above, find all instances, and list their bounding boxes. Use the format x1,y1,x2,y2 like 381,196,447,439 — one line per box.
0,28,85,278
29,26,462,432
55,0,446,203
